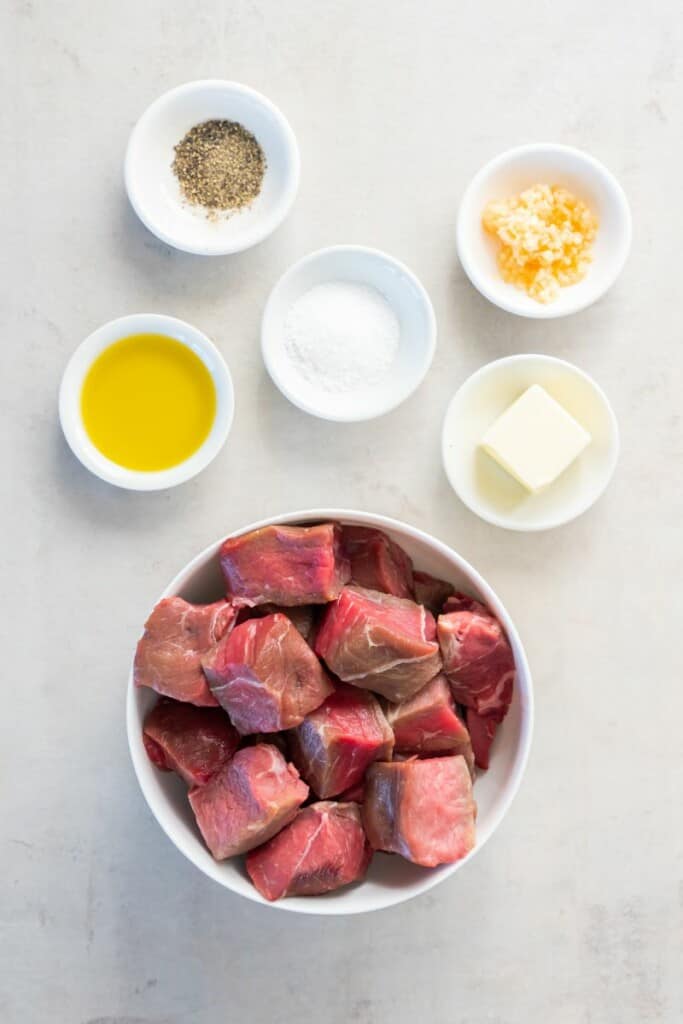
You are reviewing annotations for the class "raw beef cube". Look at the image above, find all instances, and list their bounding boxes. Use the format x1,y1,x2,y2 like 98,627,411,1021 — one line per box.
466,709,498,770
412,571,455,615
362,756,476,867
236,603,317,642
134,597,237,706
437,601,515,721
143,698,239,786
202,613,334,734
241,731,290,759
338,779,366,803
220,523,350,608
343,526,414,599
188,744,308,859
246,801,371,900
315,585,442,702
289,684,394,798
386,673,474,758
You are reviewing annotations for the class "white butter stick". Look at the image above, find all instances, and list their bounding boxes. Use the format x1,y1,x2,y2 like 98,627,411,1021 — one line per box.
480,384,591,493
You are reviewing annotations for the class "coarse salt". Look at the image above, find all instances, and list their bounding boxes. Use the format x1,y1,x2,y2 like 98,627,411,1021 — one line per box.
283,282,400,393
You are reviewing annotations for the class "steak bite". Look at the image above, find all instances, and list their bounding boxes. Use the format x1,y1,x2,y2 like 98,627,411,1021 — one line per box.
289,684,394,798
220,523,350,608
466,709,498,770
437,599,515,721
134,597,237,706
363,756,476,867
143,698,239,786
315,585,442,703
246,801,372,900
188,744,308,860
343,526,414,599
237,603,317,642
202,613,334,734
386,673,474,759
412,571,455,615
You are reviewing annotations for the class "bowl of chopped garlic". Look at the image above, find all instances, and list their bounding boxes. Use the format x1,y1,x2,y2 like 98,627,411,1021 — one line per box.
125,80,300,255
456,143,631,318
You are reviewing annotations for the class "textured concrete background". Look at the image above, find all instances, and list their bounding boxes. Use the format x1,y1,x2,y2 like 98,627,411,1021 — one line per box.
2,1,682,1021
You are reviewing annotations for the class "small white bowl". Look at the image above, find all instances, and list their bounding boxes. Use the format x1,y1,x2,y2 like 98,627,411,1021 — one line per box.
442,354,619,531
59,313,234,491
126,508,534,915
457,143,632,318
125,80,300,255
261,246,437,421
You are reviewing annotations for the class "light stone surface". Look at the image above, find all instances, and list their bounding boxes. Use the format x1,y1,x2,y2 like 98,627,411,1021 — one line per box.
2,2,682,1022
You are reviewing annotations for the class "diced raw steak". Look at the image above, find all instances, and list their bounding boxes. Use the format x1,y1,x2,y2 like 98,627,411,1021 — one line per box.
289,684,394,798
188,744,308,859
237,603,316,642
246,801,371,900
437,600,515,721
315,585,442,702
338,779,366,803
202,613,334,734
220,523,350,608
143,698,239,786
362,756,476,867
385,674,474,759
343,526,414,599
134,597,237,706
466,709,498,770
413,571,455,615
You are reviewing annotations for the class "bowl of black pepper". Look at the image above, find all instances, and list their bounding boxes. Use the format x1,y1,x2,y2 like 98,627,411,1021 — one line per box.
125,80,300,255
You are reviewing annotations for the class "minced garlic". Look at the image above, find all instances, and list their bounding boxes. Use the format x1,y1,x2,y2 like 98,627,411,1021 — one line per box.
482,184,598,304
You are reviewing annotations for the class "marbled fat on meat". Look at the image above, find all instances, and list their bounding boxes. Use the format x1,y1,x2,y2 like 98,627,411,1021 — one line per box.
188,744,308,860
134,597,237,706
315,585,442,702
220,523,350,608
246,801,371,900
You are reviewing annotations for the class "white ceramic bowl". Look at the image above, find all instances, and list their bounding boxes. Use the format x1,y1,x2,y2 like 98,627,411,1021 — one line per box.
126,509,533,915
125,80,300,255
442,355,619,531
457,143,632,318
59,313,234,491
261,246,437,421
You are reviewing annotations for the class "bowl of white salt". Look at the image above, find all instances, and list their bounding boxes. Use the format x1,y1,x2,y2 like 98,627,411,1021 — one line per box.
261,245,437,421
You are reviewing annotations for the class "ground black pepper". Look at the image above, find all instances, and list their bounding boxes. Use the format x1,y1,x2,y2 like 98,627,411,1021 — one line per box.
172,119,266,218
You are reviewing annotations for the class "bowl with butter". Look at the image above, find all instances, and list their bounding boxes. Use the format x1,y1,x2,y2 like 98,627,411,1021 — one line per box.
442,354,619,531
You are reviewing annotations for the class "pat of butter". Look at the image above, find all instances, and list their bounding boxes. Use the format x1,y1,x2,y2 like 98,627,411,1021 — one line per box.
480,384,591,493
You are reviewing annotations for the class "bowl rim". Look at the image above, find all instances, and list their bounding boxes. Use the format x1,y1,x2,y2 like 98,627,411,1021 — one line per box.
441,353,620,531
59,313,235,491
126,508,534,914
124,79,301,256
261,244,438,422
456,141,632,319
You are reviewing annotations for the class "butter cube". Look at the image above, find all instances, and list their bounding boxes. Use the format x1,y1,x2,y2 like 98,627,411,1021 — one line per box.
480,385,591,493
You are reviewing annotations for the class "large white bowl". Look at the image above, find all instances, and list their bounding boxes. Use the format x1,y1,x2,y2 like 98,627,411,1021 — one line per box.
127,509,533,914
125,80,300,255
261,247,437,421
456,143,632,318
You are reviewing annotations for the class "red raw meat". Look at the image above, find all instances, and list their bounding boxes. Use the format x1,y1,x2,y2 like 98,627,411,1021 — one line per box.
343,526,414,599
143,698,239,786
237,603,316,642
442,591,489,615
134,597,237,706
220,523,350,608
386,673,473,759
246,801,371,900
338,779,366,803
412,571,455,615
362,756,476,867
202,613,333,734
188,744,308,859
289,684,394,798
437,600,515,721
466,709,498,770
315,585,442,702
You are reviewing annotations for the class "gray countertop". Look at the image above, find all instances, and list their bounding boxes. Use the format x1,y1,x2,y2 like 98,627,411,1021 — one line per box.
3,2,682,1022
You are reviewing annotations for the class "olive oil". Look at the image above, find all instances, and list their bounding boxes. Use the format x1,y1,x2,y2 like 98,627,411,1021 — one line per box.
81,333,216,472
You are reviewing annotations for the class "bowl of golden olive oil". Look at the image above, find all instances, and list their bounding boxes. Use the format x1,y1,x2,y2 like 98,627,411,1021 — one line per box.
59,314,234,490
